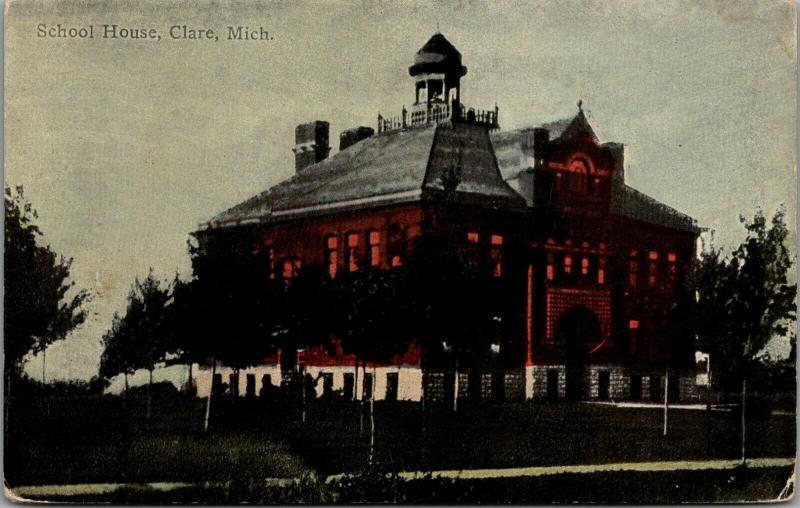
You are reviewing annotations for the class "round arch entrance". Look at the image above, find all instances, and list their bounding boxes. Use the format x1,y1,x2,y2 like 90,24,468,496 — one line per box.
555,306,601,400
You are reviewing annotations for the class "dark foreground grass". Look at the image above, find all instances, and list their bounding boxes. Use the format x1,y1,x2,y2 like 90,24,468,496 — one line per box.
6,392,796,488
18,466,794,503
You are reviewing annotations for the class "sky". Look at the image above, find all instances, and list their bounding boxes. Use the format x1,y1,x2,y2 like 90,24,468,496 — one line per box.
5,0,796,385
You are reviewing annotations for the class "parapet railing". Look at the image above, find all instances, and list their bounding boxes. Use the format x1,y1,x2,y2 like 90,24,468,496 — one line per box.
377,100,499,134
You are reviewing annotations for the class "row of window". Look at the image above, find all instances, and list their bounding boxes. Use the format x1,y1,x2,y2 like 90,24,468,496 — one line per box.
325,229,407,278
628,250,678,289
546,252,606,284
465,232,504,277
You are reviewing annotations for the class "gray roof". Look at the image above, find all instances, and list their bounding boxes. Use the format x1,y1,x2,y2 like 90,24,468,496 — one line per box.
206,113,697,234
609,184,699,233
207,122,524,228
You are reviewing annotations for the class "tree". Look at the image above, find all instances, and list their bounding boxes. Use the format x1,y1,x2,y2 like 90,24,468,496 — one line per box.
99,271,173,418
327,266,415,465
687,208,795,464
4,185,90,384
180,234,285,431
406,236,500,412
99,312,136,395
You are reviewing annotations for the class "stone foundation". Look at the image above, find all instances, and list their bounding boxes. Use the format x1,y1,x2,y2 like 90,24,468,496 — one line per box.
192,363,702,403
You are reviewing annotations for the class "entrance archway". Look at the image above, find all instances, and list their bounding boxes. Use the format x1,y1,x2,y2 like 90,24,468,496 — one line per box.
555,306,601,400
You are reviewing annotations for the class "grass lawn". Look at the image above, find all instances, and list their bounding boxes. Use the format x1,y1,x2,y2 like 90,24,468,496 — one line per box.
6,392,795,490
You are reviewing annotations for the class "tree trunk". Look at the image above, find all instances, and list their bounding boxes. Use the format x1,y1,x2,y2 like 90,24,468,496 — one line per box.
353,355,360,435
452,355,459,413
123,372,129,410
662,366,669,436
369,363,376,466
301,370,307,424
146,368,153,420
203,362,216,432
42,349,46,385
741,376,747,466
187,363,194,393
359,359,365,436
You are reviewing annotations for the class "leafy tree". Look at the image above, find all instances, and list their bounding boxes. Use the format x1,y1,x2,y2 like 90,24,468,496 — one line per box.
100,271,172,418
406,236,500,412
327,266,415,465
4,185,90,384
99,312,136,394
181,234,285,431
686,208,795,463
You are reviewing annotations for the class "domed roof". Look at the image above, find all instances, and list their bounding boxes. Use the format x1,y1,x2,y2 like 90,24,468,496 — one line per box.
409,33,468,78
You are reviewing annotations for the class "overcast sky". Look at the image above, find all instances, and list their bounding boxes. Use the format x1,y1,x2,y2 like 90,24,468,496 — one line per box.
6,0,796,384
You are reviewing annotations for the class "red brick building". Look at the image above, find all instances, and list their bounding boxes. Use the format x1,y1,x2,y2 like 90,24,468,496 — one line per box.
192,33,700,403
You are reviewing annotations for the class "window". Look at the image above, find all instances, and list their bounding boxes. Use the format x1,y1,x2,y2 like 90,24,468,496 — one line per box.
546,253,555,281
628,250,639,288
368,230,381,267
346,233,360,272
246,374,256,398
385,372,398,401
325,235,338,278
648,250,659,287
388,225,405,268
267,247,275,279
581,257,589,276
563,255,573,274
321,373,334,397
667,252,677,288
282,258,302,280
597,257,606,284
467,231,480,243
343,373,355,400
629,319,640,330
363,373,374,400
490,234,503,277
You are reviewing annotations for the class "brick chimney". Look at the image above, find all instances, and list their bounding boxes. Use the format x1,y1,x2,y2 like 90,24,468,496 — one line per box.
293,121,330,172
339,126,374,151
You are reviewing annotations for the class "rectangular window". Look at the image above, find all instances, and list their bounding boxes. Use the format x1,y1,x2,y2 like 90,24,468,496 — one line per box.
282,258,302,280
322,372,333,397
629,319,640,330
363,373,374,400
368,230,381,267
597,257,606,284
546,253,554,281
385,372,398,401
388,226,405,268
246,374,256,398
628,251,639,288
346,233,360,272
325,235,338,278
267,247,275,279
581,257,589,275
467,231,480,243
343,373,354,400
667,252,677,288
648,251,659,287
490,234,503,277
563,255,573,274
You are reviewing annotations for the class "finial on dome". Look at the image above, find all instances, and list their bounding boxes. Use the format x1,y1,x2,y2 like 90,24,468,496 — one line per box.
577,99,583,113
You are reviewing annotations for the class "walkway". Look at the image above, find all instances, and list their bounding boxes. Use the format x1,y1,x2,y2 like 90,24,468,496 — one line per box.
11,457,794,500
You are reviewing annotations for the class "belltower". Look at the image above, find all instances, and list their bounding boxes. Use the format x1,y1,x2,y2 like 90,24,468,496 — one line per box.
408,33,468,110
